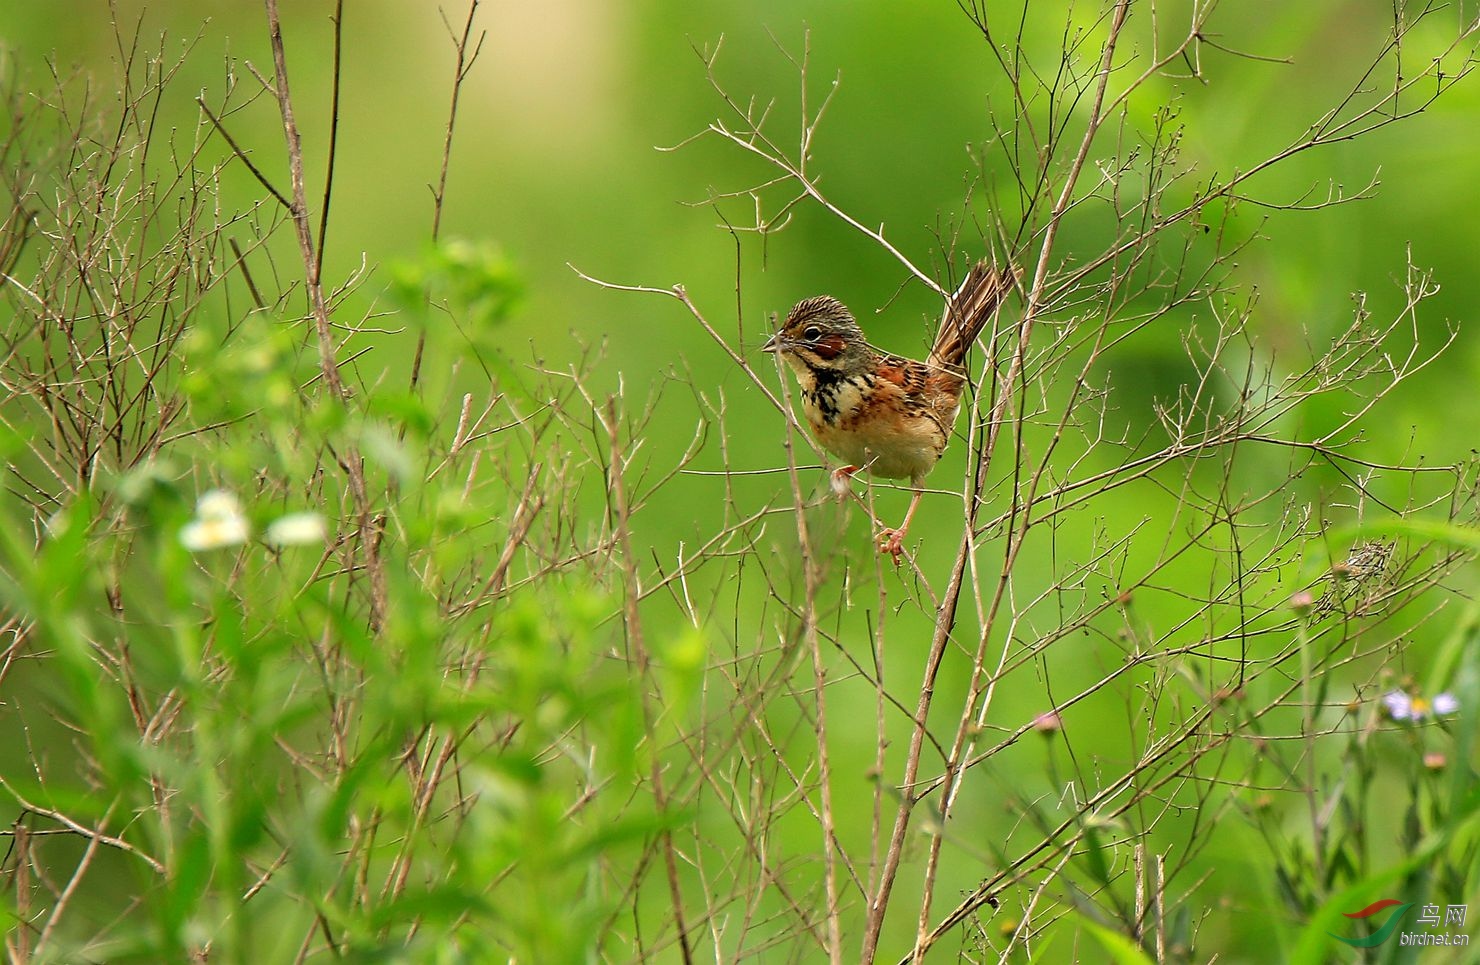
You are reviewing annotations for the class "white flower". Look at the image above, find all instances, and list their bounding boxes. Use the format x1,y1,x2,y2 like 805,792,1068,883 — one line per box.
180,489,250,551
44,508,70,538
264,512,327,547
1381,689,1459,722
196,489,243,522
1431,692,1460,716
1382,691,1414,719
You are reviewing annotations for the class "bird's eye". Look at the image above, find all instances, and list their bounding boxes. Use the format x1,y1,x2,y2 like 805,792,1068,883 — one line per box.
802,325,822,341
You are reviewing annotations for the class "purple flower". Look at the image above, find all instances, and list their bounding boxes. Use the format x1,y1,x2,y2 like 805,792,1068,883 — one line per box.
1382,689,1459,722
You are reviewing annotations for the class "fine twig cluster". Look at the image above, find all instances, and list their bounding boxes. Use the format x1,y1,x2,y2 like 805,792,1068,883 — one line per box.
2,3,1478,964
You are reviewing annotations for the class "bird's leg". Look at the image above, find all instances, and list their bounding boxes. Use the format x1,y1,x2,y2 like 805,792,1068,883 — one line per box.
829,464,860,499
879,480,925,563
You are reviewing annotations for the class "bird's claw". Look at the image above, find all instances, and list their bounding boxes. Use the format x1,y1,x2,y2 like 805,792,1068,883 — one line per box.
877,529,906,565
830,465,859,500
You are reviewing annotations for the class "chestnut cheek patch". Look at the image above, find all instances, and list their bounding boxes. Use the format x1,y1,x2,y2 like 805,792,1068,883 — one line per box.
812,335,846,361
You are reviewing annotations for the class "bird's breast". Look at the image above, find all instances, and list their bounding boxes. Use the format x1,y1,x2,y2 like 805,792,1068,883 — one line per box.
798,369,951,480
800,369,873,427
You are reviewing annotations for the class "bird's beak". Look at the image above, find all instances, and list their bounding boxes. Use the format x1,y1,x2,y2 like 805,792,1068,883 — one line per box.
761,333,780,354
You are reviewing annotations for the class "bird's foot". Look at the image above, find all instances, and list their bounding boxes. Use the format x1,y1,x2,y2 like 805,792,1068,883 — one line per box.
830,465,860,499
877,528,907,565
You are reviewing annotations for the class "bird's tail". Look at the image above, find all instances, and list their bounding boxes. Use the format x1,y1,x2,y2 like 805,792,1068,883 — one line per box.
928,260,1017,372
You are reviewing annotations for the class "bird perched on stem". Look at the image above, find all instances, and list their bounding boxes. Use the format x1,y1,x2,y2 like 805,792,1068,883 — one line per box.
763,261,1015,561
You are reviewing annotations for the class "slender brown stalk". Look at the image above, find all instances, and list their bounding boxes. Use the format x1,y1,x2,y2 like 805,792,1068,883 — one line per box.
907,3,1134,953
261,0,345,403
409,0,484,393
260,0,383,629
602,398,695,965
771,340,845,962
314,0,345,269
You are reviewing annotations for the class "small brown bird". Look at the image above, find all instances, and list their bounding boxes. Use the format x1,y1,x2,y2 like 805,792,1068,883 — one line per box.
763,261,1014,560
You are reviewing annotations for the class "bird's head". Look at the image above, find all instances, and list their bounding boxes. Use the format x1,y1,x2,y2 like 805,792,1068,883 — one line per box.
762,295,872,377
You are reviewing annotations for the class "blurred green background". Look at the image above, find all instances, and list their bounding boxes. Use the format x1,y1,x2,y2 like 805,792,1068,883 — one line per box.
7,0,1475,427
4,1,1478,960
10,0,1474,568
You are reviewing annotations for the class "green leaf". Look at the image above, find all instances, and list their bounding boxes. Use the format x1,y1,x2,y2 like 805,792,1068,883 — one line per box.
1286,838,1448,964
164,830,213,940
1075,916,1156,965
1079,815,1115,887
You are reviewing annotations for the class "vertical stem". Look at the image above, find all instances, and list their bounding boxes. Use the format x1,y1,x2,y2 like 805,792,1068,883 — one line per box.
1155,853,1167,963
260,0,384,629
410,0,482,393
10,820,30,963
770,349,844,961
262,0,346,404
803,515,845,965
315,0,345,270
1133,842,1146,943
602,398,695,965
877,2,1134,959
860,537,971,961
